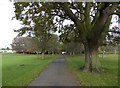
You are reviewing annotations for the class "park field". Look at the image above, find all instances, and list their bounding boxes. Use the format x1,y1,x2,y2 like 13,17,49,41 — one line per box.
65,54,118,86
2,54,58,86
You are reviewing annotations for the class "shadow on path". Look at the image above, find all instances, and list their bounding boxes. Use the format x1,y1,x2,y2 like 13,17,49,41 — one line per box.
28,55,79,86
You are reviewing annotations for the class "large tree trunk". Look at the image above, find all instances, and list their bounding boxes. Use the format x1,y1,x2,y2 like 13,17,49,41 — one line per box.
83,41,101,72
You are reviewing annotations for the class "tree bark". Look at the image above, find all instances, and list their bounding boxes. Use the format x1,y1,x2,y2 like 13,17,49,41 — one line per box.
42,52,44,59
52,51,54,55
102,51,104,58
114,48,117,54
83,41,101,72
70,52,72,55
83,41,92,72
37,51,38,55
72,52,75,55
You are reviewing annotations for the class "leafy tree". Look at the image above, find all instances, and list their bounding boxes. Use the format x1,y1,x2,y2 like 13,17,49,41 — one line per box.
99,26,120,55
11,37,25,53
6,47,10,50
14,2,119,72
107,26,120,46
11,37,38,53
48,34,60,54
63,41,84,55
36,34,59,59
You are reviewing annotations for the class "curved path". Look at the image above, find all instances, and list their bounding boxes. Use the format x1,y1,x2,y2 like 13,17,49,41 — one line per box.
28,56,79,86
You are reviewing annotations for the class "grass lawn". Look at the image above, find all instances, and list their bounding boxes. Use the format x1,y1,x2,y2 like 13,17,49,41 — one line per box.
65,54,118,86
2,53,58,86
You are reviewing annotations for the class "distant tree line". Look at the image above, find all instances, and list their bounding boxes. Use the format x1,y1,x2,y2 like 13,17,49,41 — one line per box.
11,34,60,54
11,37,85,55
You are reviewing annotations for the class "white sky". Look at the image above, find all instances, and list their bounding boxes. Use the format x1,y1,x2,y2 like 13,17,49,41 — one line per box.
0,0,23,49
0,1,118,49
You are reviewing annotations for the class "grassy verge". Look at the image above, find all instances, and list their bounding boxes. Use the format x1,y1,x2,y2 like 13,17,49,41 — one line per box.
65,54,118,86
2,53,58,86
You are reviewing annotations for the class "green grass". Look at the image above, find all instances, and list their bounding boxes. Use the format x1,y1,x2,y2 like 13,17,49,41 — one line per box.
99,53,118,58
2,54,58,86
65,54,118,86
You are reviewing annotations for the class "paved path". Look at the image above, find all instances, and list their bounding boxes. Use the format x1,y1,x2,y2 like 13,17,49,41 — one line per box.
28,56,79,86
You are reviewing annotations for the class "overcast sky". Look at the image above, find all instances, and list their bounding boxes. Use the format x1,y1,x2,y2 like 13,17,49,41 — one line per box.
0,0,118,49
0,0,23,49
